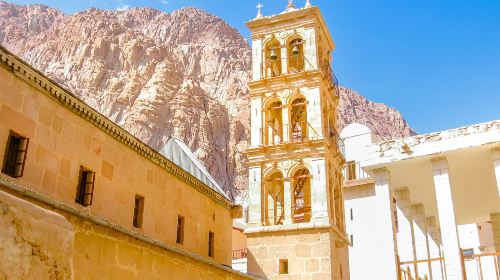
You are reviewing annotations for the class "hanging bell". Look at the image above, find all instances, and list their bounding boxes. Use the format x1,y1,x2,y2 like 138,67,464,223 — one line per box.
269,48,278,60
292,44,299,55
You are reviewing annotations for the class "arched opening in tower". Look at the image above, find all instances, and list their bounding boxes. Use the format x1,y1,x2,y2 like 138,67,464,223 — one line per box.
264,171,285,225
292,168,311,223
290,97,307,142
264,39,282,78
265,100,283,145
288,38,304,73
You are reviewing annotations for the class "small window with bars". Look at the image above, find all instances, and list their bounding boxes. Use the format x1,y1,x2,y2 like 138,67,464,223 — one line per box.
208,231,215,258
133,195,144,228
2,131,29,178
176,215,185,244
75,167,95,206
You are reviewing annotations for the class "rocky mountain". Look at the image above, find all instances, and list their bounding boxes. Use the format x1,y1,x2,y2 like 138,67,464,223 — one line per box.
0,1,415,200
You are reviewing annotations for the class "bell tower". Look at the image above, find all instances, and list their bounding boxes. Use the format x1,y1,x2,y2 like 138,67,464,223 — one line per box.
244,1,349,279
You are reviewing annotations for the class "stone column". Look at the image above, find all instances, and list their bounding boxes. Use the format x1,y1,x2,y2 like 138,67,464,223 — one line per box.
280,46,287,74
282,106,290,143
412,204,430,279
431,158,464,279
283,179,292,225
491,213,500,272
395,189,417,277
372,168,399,280
492,148,500,201
311,159,328,223
248,166,262,226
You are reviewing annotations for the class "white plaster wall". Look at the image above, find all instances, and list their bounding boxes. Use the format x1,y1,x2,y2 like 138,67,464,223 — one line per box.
303,87,323,138
303,28,318,70
248,166,262,225
310,158,328,222
250,98,262,147
252,39,262,80
340,123,377,162
344,182,397,280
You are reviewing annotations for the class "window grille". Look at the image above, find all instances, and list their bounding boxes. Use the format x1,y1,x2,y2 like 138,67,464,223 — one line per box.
176,215,185,244
208,231,215,258
2,131,29,178
75,167,95,206
133,195,144,228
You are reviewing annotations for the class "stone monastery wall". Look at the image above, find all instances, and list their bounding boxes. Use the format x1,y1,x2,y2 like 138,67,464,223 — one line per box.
0,46,247,276
0,183,256,279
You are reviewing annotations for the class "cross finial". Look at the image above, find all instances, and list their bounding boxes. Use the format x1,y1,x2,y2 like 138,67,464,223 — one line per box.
256,3,263,19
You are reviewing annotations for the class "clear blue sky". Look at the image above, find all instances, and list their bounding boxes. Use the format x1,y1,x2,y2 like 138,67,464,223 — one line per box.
8,0,500,134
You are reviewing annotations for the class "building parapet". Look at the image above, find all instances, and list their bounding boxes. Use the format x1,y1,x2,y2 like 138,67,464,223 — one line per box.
363,120,500,169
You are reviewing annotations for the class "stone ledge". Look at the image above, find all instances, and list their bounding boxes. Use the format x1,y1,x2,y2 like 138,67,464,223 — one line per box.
245,221,331,234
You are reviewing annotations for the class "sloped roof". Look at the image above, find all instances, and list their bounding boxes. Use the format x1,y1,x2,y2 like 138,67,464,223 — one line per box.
159,137,230,200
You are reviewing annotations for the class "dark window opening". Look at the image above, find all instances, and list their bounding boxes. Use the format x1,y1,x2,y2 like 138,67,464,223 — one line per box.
176,215,185,244
208,231,215,258
2,131,29,178
350,234,354,246
279,259,289,274
75,167,95,206
133,195,144,228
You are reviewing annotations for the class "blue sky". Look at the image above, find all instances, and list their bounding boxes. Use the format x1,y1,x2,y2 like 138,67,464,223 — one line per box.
8,0,500,134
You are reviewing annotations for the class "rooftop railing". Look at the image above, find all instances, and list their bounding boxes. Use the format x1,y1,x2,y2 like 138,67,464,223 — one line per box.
232,249,248,260
343,162,370,182
260,54,315,79
259,121,321,146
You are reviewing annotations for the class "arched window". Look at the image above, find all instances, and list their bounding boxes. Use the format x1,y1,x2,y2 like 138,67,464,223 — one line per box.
288,38,305,73
264,39,282,78
264,100,283,145
264,171,285,225
292,168,311,223
290,97,307,142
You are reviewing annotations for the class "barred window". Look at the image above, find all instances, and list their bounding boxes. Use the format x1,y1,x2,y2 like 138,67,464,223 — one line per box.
208,231,215,258
2,131,29,178
176,215,185,244
133,195,144,228
75,167,95,206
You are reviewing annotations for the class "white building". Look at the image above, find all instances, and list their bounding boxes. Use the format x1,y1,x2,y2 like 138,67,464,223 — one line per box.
341,121,500,280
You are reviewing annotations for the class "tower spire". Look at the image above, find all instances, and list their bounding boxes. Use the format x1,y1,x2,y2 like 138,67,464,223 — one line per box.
305,0,312,8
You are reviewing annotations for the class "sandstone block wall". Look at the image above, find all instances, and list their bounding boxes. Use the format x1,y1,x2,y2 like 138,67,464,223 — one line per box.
0,190,73,279
247,229,348,280
68,213,254,280
0,187,256,280
0,64,233,265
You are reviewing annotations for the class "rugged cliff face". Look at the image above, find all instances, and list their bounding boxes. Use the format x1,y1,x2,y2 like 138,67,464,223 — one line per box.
0,1,415,199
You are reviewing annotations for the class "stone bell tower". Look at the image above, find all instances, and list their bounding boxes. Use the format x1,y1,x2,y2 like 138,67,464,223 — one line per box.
244,1,349,279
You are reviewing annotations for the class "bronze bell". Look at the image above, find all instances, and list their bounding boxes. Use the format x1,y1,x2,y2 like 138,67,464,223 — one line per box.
269,48,278,60
292,44,299,55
